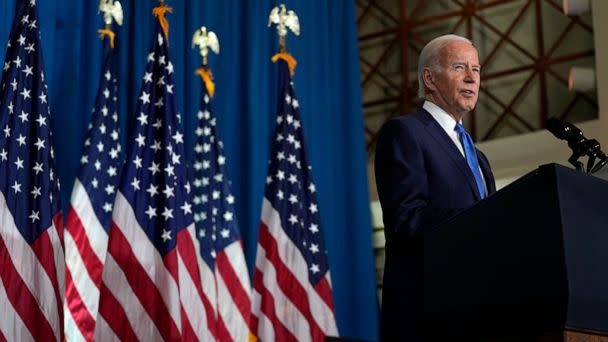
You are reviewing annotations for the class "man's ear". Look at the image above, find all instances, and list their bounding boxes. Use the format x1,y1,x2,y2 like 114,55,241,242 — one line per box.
423,67,436,93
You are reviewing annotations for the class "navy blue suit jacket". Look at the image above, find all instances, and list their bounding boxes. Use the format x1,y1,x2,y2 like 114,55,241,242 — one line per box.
374,108,496,340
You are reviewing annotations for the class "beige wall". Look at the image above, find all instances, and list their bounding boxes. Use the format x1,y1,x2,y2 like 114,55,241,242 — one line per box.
369,0,608,199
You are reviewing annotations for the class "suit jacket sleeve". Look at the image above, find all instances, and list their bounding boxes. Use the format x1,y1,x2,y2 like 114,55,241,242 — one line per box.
375,118,463,239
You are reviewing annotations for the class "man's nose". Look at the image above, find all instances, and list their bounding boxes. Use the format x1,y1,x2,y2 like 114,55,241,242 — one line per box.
464,68,477,83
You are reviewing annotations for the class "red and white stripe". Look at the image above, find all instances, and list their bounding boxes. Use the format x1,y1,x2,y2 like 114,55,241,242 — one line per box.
0,191,65,341
94,191,206,341
64,179,109,341
251,198,338,342
189,227,253,341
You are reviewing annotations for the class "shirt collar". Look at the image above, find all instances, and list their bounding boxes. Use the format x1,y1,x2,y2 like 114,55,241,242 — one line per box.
423,101,461,134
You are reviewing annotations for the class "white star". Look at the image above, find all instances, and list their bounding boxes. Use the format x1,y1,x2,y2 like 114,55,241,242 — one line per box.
147,184,159,197
288,154,297,164
13,56,22,68
288,194,298,204
109,147,119,159
294,140,302,149
139,91,150,104
180,202,192,215
309,183,316,193
80,155,88,164
309,224,319,234
276,170,285,180
17,134,26,146
309,203,318,214
277,152,285,160
153,118,162,129
105,70,111,80
36,114,46,127
147,52,155,62
131,177,140,190
3,126,10,138
161,207,174,221
161,229,172,242
163,185,175,198
29,210,39,223
18,110,28,122
91,178,99,188
25,43,34,54
220,229,230,238
14,157,24,169
288,214,298,225
0,149,7,161
97,142,104,152
143,72,153,83
11,181,21,194
154,97,163,108
217,155,226,165
223,211,234,221
34,138,45,150
172,131,184,144
99,123,106,134
105,185,115,195
22,65,33,77
293,120,301,129
17,34,26,46
171,153,181,165
10,79,17,91
310,264,320,274
39,92,47,104
137,112,148,125
288,174,298,184
32,162,43,174
145,205,157,219
111,130,119,140
156,75,165,86
151,140,161,152
103,88,110,98
7,102,13,114
158,55,166,65
164,164,175,177
95,160,101,170
101,106,108,116
309,243,319,254
166,62,174,74
287,134,295,144
31,186,41,199
148,162,160,175
136,134,146,147
133,155,143,168
21,15,29,24
2,62,8,71
107,166,117,177
277,190,284,200
166,84,174,94
103,202,113,213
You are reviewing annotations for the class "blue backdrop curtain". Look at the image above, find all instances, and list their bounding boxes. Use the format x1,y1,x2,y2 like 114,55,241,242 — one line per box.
0,1,379,340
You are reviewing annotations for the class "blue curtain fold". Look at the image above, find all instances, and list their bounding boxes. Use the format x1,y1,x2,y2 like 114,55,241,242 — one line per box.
0,1,379,340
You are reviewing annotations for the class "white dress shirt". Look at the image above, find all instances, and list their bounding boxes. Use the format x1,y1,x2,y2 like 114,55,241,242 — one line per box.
423,101,487,195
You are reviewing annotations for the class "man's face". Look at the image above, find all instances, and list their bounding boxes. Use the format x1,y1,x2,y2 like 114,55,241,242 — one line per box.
427,41,480,120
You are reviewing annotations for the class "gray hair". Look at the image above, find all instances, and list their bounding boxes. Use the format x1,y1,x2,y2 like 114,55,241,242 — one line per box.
417,34,473,98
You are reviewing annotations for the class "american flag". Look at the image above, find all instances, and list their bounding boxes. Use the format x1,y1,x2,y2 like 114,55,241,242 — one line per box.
0,1,64,341
94,12,206,341
251,58,338,341
190,71,253,341
63,30,122,341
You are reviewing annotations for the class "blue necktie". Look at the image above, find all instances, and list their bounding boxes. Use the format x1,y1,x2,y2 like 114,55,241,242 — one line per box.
455,123,486,199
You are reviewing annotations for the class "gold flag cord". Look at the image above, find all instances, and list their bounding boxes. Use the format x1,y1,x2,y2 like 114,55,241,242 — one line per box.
196,68,215,98
153,3,173,43
98,28,115,48
271,52,297,76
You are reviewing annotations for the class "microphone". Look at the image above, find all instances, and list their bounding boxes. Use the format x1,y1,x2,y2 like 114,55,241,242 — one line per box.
546,118,608,174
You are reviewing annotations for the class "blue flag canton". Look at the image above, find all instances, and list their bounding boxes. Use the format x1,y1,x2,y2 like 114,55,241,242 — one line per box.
118,25,192,256
264,60,330,285
191,83,241,269
0,0,61,244
77,37,122,230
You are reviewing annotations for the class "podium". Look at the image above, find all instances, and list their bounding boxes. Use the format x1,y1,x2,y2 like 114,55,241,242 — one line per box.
423,163,608,340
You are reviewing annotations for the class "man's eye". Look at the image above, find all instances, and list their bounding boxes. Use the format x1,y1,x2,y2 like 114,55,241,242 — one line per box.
473,68,481,73
454,65,464,70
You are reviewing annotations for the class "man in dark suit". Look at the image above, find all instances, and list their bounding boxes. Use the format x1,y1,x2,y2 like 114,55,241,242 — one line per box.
374,34,497,340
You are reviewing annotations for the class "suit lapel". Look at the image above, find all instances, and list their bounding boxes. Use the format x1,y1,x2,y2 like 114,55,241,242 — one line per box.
415,108,481,201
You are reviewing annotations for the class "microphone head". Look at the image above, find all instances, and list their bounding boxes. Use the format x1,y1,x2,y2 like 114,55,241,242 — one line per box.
546,117,582,141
